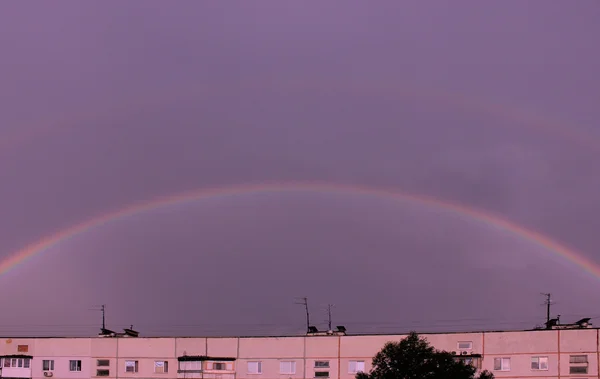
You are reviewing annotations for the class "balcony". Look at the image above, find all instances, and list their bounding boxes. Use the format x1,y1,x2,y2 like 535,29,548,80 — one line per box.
0,355,33,379
177,356,236,379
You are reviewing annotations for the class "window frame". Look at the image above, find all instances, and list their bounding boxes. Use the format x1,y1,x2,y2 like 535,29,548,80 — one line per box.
1,358,30,369
280,361,296,374
348,360,365,374
125,360,139,373
212,362,231,371
70,360,82,372
43,360,55,371
531,356,549,371
314,371,330,378
154,360,169,373
493,357,511,371
247,361,262,374
457,341,473,350
96,369,110,377
179,360,202,371
314,361,330,368
570,355,589,364
570,365,588,374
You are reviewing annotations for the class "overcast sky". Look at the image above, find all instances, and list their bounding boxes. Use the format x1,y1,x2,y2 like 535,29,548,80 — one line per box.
1,1,599,337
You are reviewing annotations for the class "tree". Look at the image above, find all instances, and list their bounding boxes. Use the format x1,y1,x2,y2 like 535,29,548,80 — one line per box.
356,332,494,379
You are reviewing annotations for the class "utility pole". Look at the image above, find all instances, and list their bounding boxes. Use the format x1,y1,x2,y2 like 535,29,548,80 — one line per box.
295,297,310,333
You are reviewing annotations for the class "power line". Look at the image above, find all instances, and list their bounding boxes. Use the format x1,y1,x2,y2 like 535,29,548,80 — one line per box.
0,319,574,335
1,311,598,337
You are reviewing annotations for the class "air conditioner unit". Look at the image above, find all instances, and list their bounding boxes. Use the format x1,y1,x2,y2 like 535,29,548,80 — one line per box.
451,351,457,355
43,372,54,377
461,351,468,355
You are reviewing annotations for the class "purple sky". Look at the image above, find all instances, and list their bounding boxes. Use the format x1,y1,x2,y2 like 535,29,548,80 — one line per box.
1,1,600,337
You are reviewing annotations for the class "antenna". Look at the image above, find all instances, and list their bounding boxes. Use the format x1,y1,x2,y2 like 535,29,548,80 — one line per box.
294,297,310,333
89,304,106,331
327,304,334,331
541,293,552,324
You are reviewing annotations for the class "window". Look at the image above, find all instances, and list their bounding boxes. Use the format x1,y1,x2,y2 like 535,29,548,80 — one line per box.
570,355,588,374
493,358,510,371
457,341,473,350
280,361,296,374
179,361,201,371
570,355,588,364
349,361,365,374
570,366,588,374
43,360,55,371
213,362,228,370
70,360,82,372
125,360,139,373
315,372,329,378
97,360,110,367
531,356,548,370
315,361,330,368
155,361,169,373
247,361,262,374
455,357,482,370
96,369,110,377
3,358,30,368
17,345,29,353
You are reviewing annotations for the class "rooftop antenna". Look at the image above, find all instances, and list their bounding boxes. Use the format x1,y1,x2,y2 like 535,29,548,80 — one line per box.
294,297,310,333
326,304,334,331
541,293,552,324
89,304,106,331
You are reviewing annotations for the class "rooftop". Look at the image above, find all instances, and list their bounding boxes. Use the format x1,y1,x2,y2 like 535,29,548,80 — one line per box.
1,325,596,340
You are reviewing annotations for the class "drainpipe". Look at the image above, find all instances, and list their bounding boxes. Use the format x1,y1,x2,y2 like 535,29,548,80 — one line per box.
303,336,307,379
557,330,560,379
337,336,341,379
115,337,119,379
235,338,240,379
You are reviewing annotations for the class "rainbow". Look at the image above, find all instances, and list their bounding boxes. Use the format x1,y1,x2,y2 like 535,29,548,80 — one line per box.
1,181,598,280
2,78,597,157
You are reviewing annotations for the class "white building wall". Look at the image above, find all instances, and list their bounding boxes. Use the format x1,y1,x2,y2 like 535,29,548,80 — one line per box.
0,329,598,379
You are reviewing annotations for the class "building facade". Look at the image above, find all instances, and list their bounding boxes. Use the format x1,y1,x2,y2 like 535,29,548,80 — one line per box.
0,328,598,379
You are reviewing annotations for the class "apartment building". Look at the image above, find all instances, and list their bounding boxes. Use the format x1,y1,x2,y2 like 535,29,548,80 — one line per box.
0,327,598,379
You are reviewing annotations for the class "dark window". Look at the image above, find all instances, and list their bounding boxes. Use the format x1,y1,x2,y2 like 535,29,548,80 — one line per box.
125,360,139,373
315,372,330,378
70,360,82,372
570,355,588,364
43,360,55,371
97,369,110,377
570,366,588,374
213,363,226,370
97,360,110,367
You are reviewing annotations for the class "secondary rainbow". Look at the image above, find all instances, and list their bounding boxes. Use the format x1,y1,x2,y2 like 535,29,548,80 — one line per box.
2,79,597,158
1,181,598,280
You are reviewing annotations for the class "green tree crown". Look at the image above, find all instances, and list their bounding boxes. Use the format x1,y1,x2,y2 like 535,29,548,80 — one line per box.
356,332,494,379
